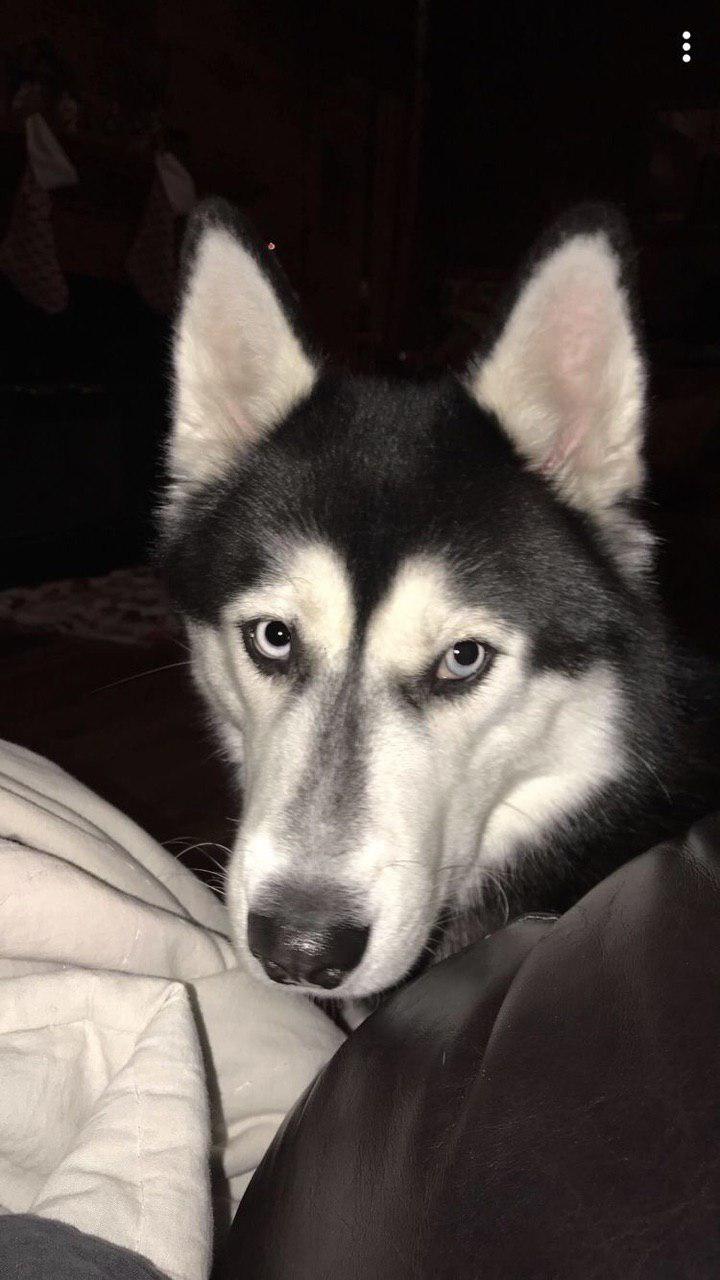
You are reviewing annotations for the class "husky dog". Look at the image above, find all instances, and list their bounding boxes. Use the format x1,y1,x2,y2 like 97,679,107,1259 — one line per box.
161,199,713,1002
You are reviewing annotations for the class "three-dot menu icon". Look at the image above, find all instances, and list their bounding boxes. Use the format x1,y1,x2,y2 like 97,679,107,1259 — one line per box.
682,30,691,63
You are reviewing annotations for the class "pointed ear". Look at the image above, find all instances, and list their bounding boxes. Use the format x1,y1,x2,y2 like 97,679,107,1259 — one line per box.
467,207,646,526
168,198,317,497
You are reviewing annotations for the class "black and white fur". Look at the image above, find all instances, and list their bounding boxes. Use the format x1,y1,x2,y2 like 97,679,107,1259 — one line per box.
160,198,714,1001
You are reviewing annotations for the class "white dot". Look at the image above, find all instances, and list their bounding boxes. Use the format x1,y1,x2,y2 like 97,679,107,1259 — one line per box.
682,29,691,38
683,41,691,50
682,53,691,62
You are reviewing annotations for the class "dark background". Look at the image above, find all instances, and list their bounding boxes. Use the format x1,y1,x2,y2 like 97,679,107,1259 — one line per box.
1,1,719,856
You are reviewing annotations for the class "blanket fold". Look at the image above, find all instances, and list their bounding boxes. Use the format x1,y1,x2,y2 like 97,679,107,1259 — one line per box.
0,739,344,1277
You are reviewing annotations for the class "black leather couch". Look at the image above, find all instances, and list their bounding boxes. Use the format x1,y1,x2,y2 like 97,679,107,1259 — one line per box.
219,814,720,1279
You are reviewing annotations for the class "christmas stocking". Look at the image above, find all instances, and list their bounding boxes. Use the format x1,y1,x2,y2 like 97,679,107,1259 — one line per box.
0,113,77,314
126,150,196,314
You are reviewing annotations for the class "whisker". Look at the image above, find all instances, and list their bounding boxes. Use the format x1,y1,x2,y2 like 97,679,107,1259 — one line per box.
202,854,231,874
91,660,190,695
199,870,227,887
169,840,233,874
623,744,673,805
478,867,510,927
498,799,535,824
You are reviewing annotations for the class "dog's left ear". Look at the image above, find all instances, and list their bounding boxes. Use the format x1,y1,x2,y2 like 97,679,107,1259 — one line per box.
468,207,646,529
168,198,317,499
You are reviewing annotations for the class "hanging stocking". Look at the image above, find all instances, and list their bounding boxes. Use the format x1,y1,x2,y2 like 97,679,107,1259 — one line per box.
0,113,78,314
126,150,196,314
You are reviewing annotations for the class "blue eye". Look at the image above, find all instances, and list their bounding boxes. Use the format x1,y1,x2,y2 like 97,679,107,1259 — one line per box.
437,640,488,681
254,619,292,661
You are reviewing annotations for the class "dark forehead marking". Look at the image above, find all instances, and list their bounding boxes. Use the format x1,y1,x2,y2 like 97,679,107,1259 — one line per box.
164,374,516,614
161,371,648,672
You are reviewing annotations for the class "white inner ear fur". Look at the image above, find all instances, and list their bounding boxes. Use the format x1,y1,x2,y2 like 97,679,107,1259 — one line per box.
468,232,647,534
170,225,316,494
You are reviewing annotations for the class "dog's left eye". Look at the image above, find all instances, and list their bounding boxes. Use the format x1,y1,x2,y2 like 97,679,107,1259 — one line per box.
436,639,490,682
252,619,292,661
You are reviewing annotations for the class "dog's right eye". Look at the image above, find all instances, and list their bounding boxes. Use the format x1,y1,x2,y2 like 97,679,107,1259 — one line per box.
242,618,293,670
253,619,292,660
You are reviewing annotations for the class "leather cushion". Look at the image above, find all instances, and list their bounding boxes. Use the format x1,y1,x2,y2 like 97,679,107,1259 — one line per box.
220,815,720,1279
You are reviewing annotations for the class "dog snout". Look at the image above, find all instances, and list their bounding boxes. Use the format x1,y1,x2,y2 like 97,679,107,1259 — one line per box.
247,910,370,989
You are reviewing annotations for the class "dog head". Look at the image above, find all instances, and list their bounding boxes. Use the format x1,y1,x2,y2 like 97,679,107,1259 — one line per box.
162,199,660,998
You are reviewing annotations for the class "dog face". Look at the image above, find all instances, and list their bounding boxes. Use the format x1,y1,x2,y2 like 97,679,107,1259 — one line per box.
162,200,655,999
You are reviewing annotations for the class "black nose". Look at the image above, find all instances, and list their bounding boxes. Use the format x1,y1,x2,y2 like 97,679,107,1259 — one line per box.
247,912,370,989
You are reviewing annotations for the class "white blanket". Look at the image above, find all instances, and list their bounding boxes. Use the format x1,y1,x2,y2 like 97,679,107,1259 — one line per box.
0,739,345,1279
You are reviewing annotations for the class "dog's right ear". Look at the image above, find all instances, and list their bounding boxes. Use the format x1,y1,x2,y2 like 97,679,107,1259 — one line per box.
467,205,645,524
168,198,317,499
